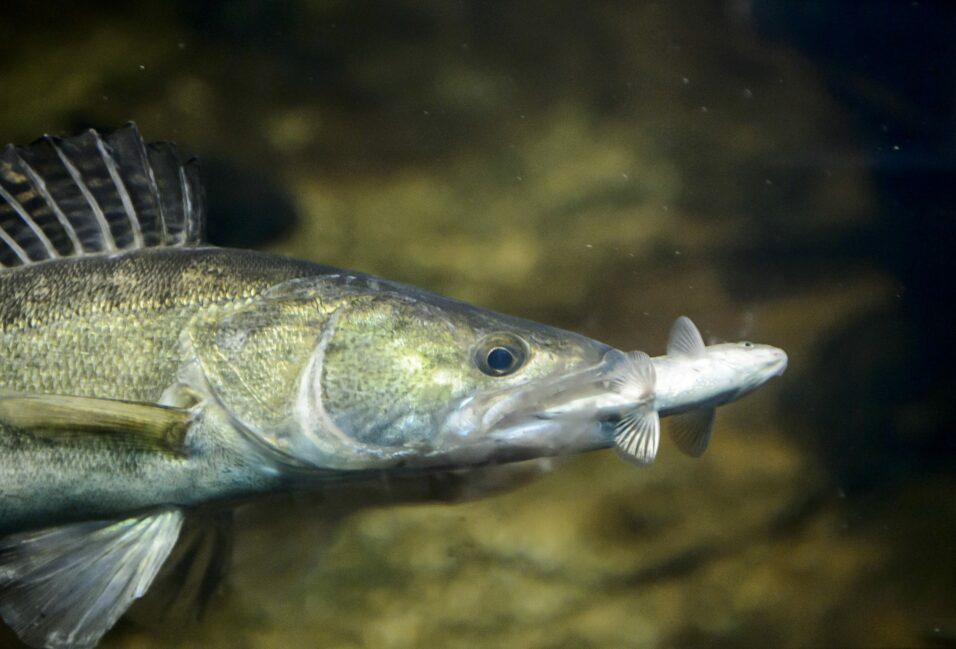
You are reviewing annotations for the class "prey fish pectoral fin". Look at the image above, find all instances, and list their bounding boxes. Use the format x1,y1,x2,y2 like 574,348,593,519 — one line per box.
0,394,192,455
0,508,184,649
612,351,661,465
614,406,660,466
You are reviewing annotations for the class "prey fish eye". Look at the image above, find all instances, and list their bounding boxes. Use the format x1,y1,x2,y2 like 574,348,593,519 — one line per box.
475,334,528,376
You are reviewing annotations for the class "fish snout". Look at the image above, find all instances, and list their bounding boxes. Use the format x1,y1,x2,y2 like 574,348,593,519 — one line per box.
769,347,788,377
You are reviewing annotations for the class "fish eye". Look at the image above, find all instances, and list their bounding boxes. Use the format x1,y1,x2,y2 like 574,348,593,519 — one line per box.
475,333,528,376
741,341,754,349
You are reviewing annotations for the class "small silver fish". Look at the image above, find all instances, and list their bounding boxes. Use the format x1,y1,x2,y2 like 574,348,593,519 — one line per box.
0,125,786,648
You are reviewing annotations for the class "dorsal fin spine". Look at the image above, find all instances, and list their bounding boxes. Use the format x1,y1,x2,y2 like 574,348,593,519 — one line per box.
93,130,144,249
132,129,170,242
181,166,196,244
0,188,32,264
16,150,83,254
49,135,119,253
0,173,59,260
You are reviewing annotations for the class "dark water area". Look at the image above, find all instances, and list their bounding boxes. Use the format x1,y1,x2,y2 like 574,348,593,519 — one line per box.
1,1,954,647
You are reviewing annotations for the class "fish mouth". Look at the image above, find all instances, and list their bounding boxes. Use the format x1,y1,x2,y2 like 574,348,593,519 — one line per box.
771,349,789,376
431,348,637,464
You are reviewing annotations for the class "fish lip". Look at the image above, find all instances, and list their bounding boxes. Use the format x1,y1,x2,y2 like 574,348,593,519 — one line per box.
771,350,789,377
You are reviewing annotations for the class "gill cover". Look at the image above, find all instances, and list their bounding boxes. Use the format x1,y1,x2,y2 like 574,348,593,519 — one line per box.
187,276,481,471
186,277,357,469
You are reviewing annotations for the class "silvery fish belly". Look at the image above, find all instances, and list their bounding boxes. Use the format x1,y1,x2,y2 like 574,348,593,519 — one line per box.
0,126,787,649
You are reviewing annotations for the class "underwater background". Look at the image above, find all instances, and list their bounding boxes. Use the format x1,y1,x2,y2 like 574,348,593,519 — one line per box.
1,1,954,647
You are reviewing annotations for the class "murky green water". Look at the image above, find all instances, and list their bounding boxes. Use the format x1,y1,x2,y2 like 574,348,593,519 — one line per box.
1,2,953,647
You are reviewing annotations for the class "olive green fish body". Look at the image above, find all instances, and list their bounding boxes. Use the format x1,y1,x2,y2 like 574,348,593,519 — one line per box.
0,248,327,531
0,247,321,400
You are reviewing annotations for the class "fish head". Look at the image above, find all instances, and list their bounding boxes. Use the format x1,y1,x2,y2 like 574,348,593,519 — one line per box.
701,340,788,402
308,278,624,469
192,274,626,472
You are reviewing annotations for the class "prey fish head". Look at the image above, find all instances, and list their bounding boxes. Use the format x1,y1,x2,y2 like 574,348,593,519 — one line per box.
191,273,632,473
682,340,789,406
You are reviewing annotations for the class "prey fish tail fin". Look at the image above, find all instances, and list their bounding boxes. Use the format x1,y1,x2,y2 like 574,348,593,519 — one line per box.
0,123,204,270
0,509,184,649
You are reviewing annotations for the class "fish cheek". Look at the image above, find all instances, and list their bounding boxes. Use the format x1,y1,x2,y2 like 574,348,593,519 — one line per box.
319,301,474,450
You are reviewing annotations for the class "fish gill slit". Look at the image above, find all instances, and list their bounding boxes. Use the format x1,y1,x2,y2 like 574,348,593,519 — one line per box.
295,308,393,460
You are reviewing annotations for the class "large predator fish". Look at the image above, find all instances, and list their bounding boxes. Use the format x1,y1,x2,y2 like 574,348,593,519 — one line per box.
0,125,787,648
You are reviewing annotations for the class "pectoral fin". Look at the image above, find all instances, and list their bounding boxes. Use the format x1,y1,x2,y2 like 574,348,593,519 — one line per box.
614,406,660,466
0,508,184,649
0,394,192,455
669,408,716,457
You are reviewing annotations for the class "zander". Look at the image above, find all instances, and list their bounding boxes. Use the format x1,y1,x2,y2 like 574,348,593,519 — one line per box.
0,125,786,649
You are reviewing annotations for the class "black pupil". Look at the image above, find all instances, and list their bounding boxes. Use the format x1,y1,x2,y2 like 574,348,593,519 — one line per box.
487,347,515,371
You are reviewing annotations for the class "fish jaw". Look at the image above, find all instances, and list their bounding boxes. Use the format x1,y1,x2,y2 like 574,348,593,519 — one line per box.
419,348,648,467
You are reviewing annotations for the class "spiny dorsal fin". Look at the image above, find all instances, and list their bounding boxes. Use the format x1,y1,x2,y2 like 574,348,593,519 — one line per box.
0,123,204,269
667,316,706,357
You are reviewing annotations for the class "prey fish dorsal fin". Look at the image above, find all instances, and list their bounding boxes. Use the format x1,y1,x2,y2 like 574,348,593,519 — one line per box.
669,408,716,457
667,316,705,358
0,394,192,455
0,123,204,270
0,508,184,649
